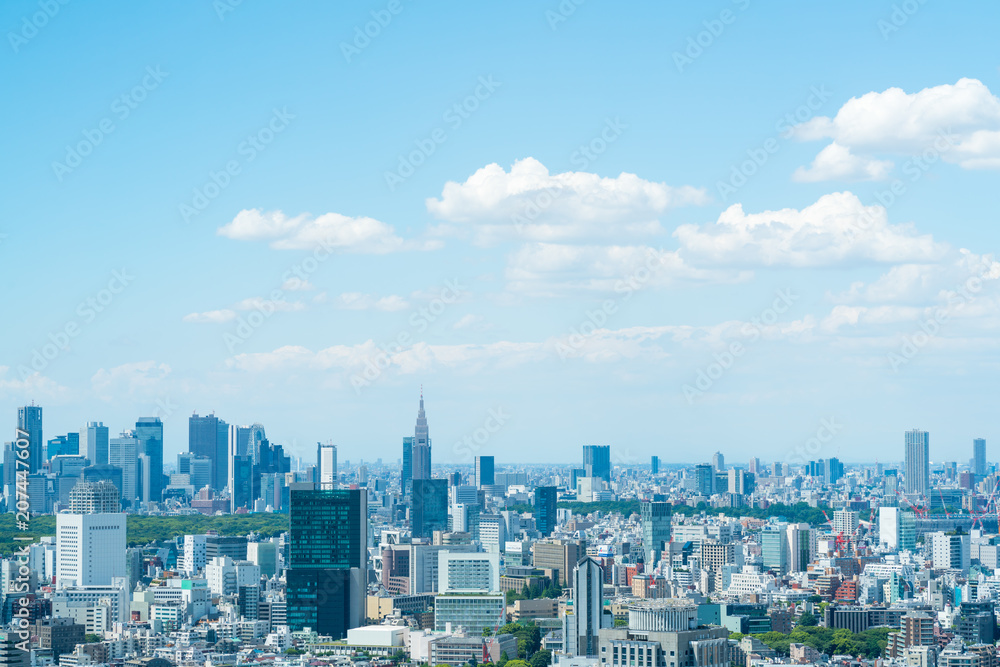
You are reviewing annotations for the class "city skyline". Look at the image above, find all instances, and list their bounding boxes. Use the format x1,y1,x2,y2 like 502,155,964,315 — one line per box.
5,3,1000,462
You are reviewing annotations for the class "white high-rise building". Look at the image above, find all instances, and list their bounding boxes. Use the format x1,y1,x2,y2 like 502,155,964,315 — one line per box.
183,534,207,574
318,444,337,490
931,531,970,573
56,512,126,588
832,510,859,537
437,551,500,593
712,452,725,472
80,422,109,466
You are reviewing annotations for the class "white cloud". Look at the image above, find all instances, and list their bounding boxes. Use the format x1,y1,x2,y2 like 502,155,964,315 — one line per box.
235,297,304,313
673,191,947,268
183,309,237,324
0,367,69,399
792,142,894,182
426,157,709,245
218,208,439,253
91,361,171,401
832,251,1000,305
792,78,1000,177
505,243,750,295
335,293,410,312
281,277,315,291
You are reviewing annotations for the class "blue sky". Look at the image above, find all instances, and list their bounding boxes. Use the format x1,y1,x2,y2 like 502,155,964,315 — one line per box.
3,1,1000,467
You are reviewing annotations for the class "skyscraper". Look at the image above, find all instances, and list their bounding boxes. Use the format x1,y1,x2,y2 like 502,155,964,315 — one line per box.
641,501,671,569
563,557,611,657
905,429,930,496
46,433,79,460
56,483,126,588
189,412,229,491
411,391,432,481
712,451,725,471
582,445,611,482
973,438,987,476
650,455,660,475
17,405,43,474
412,478,448,539
286,488,367,639
134,417,164,503
318,444,338,490
535,485,558,537
402,437,413,496
80,422,109,466
109,432,140,507
475,455,495,488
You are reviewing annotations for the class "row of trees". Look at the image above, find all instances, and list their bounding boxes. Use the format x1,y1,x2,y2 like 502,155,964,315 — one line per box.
730,626,893,659
505,581,563,604
0,513,289,555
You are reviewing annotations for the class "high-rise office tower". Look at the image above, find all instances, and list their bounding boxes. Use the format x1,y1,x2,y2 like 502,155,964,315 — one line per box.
189,412,229,491
411,391,432,481
69,480,121,513
286,488,367,639
563,557,611,657
46,433,80,460
402,437,413,496
582,445,611,482
109,432,140,507
318,444,338,490
412,478,448,539
905,429,930,496
475,455,494,488
134,417,163,503
56,490,126,588
650,455,660,475
973,438,987,476
230,456,254,512
535,485,558,537
17,405,43,474
641,501,671,569
695,464,715,495
81,422,109,466
712,451,725,471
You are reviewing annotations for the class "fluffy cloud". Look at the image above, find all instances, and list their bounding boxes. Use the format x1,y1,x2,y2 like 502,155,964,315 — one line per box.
792,78,1000,177
91,361,171,401
426,158,708,245
0,367,68,399
183,309,237,324
218,209,439,253
673,192,947,268
792,142,894,182
335,293,410,312
506,243,749,294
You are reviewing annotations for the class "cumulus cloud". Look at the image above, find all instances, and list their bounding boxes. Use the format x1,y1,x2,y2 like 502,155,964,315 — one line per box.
506,243,750,294
673,191,947,268
791,78,1000,177
0,367,69,399
91,361,171,401
831,251,1000,305
281,277,315,291
218,209,439,253
426,158,709,245
792,142,894,182
235,297,304,313
183,309,237,324
335,293,410,312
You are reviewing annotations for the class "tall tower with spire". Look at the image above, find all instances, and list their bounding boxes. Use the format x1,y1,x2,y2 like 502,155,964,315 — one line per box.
411,388,432,481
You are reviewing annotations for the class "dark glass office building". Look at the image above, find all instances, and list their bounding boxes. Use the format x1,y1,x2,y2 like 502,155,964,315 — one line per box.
17,405,43,474
535,485,558,537
189,413,228,491
287,488,367,639
135,417,164,503
411,478,448,539
475,455,495,488
582,444,611,482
